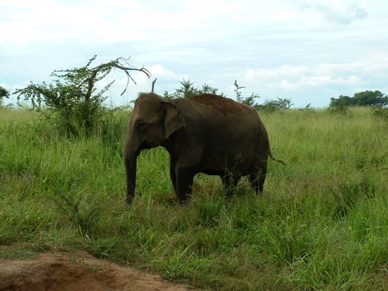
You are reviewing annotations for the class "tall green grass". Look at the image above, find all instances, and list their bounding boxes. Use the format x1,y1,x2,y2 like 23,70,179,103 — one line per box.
0,107,387,290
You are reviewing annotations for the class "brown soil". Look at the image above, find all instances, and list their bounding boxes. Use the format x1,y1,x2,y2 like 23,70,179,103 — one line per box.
0,251,194,291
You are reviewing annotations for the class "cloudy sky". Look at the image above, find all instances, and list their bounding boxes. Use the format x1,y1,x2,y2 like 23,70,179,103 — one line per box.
1,0,388,108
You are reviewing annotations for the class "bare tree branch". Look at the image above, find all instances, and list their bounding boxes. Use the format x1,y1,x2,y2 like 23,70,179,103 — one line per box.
151,78,158,93
77,57,152,98
85,70,98,102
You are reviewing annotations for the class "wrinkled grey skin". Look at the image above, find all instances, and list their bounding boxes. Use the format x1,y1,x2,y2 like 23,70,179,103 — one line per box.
124,93,284,204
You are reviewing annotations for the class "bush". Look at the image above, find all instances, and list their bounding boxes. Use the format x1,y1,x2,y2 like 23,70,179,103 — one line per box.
327,103,352,117
233,80,260,107
14,56,150,136
163,79,221,99
371,105,388,122
0,86,10,107
257,98,293,112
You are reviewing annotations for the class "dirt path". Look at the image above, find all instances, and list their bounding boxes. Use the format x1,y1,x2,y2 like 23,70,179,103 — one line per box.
0,251,194,291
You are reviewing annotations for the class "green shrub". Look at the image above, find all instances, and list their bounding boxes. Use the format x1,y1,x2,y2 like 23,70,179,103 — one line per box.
371,105,388,122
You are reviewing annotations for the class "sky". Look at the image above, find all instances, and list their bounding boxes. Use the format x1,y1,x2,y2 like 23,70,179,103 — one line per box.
1,0,388,108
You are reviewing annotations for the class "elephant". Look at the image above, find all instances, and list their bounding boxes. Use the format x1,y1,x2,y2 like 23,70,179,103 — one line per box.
124,92,285,205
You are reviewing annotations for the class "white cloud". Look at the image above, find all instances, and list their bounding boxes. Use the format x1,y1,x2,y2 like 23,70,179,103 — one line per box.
145,64,177,80
1,0,388,108
294,0,368,25
244,61,372,91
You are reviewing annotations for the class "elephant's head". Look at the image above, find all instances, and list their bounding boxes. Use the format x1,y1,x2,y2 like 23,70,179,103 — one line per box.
124,93,185,204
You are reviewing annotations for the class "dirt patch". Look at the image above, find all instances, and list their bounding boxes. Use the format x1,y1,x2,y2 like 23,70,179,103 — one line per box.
0,251,194,291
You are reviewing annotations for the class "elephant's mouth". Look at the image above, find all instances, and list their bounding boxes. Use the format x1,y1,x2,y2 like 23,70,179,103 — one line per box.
141,138,163,149
139,142,156,151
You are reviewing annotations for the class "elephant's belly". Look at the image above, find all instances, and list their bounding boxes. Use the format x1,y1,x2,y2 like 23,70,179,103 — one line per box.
198,150,255,174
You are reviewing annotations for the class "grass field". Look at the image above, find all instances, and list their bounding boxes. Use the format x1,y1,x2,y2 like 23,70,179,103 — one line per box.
0,106,387,290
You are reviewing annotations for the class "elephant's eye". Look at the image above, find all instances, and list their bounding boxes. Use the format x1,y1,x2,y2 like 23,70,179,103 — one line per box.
136,120,147,130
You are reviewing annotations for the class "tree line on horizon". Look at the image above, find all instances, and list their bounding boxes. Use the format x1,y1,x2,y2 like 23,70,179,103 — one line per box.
1,81,387,110
1,55,387,133
329,91,388,108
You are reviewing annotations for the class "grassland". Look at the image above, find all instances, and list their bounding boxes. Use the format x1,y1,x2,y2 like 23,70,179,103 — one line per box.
0,106,387,290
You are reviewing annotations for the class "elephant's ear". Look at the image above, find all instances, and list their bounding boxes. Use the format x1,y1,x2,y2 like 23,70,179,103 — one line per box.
162,101,185,138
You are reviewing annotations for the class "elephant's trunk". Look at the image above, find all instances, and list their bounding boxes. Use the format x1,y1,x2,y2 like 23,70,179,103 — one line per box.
124,149,138,205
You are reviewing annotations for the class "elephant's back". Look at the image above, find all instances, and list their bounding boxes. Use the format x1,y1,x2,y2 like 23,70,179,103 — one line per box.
174,94,266,139
190,94,255,115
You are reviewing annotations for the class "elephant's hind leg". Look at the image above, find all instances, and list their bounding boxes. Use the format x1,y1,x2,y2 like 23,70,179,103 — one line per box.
221,174,241,197
249,163,267,194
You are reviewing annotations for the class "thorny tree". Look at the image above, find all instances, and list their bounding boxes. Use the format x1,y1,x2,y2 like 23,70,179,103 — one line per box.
15,55,151,135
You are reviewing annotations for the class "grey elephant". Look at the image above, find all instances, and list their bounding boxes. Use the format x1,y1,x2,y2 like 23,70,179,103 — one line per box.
124,93,285,204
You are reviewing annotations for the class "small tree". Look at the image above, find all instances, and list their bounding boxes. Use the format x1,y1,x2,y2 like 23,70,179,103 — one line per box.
233,80,260,108
371,105,388,122
329,95,352,107
164,79,221,99
0,86,10,107
258,98,293,112
303,103,312,111
15,56,150,135
327,103,352,117
173,79,198,98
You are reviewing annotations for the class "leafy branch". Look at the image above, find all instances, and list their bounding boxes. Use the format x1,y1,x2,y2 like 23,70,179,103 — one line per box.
14,55,151,135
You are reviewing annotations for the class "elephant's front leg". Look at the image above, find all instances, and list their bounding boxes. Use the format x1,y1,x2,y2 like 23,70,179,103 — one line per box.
175,166,195,204
169,159,177,194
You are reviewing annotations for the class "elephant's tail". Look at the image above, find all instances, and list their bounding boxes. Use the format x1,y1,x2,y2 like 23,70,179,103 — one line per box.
269,149,286,165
